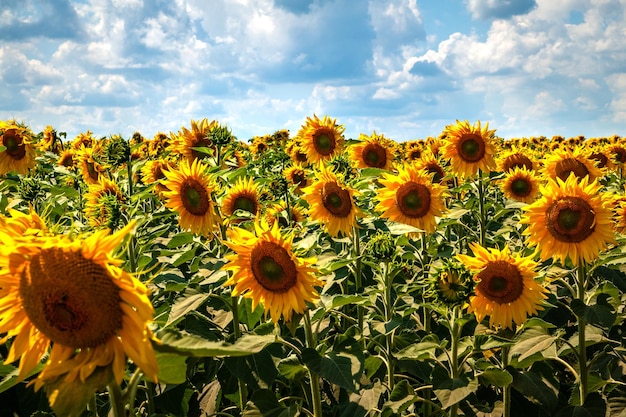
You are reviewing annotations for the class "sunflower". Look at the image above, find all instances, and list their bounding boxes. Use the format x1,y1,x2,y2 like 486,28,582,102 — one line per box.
520,173,616,265
171,118,218,161
84,177,126,228
374,164,448,234
300,163,362,237
611,196,626,235
58,149,76,170
222,220,321,323
285,139,308,164
402,140,426,162
221,176,261,222
297,114,345,164
457,243,548,329
542,148,602,183
77,145,105,185
39,125,63,154
0,221,158,388
499,167,541,204
161,158,220,236
497,149,535,173
71,131,95,150
283,163,310,191
0,208,48,237
348,132,395,170
0,122,37,175
414,151,448,184
428,259,473,306
264,200,307,228
141,159,176,197
440,120,498,178
148,132,171,157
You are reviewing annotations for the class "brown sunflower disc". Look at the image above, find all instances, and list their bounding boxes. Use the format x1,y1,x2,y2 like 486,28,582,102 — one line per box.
476,260,524,304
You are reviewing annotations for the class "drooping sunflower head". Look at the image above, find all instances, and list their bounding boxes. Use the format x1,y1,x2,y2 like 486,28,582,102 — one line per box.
222,176,261,222
499,167,541,204
161,158,221,237
542,147,603,183
300,163,362,237
457,243,548,329
0,122,37,175
223,220,322,323
297,114,345,164
348,132,395,170
171,118,218,161
77,144,105,185
374,163,448,234
440,120,498,178
0,222,158,388
39,125,63,154
520,173,616,265
148,132,171,157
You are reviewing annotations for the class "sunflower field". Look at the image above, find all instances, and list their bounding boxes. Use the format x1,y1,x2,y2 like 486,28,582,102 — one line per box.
0,116,625,417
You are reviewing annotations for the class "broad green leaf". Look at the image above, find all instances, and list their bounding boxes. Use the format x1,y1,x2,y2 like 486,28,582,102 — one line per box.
224,348,279,390
301,348,362,392
166,292,211,326
510,327,556,362
277,355,307,380
383,379,420,414
0,362,45,394
155,328,276,357
479,368,513,388
243,389,297,417
166,232,195,248
155,351,187,385
510,364,559,413
43,366,113,417
433,375,479,409
395,341,441,360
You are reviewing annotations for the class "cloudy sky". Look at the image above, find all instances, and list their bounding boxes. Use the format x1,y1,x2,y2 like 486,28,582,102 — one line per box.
1,0,625,142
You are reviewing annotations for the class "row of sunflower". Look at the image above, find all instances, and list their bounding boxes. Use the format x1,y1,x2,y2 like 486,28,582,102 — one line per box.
0,116,625,417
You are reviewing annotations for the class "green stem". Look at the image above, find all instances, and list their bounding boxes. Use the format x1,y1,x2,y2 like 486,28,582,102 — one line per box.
449,306,461,417
353,226,364,346
108,383,126,417
502,346,511,417
146,381,156,416
230,295,248,410
382,260,395,391
477,169,486,247
124,369,143,417
89,393,98,417
303,311,323,417
576,262,588,405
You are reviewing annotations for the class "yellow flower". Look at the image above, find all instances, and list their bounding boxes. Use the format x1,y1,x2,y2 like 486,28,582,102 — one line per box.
457,243,548,329
499,167,541,204
77,145,105,185
0,121,37,175
0,221,158,387
348,132,395,170
141,159,176,197
171,119,218,161
497,149,535,173
161,158,220,237
374,164,447,234
440,120,498,178
297,115,345,164
84,177,126,228
414,150,448,184
283,163,310,192
542,147,603,183
301,163,362,237
520,173,616,265
223,220,321,323
221,176,261,222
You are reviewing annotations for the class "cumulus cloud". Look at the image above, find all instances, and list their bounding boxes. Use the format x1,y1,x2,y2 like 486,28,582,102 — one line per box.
0,0,83,39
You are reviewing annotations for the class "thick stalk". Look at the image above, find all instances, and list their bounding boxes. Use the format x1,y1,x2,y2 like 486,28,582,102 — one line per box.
108,383,126,417
502,346,511,417
449,306,461,417
476,169,486,247
353,226,364,345
382,260,395,391
576,262,588,404
231,295,248,409
303,311,323,417
125,369,143,416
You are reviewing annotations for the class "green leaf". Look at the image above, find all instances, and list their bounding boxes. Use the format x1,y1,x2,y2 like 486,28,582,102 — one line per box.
320,294,370,310
243,389,297,417
510,327,556,362
301,348,362,391
478,368,513,388
277,355,307,380
395,341,441,360
155,328,276,357
238,296,265,329
557,393,606,417
433,375,479,409
166,292,211,326
155,351,188,385
166,232,195,248
224,348,279,390
0,362,45,394
510,363,559,413
172,246,198,267
383,379,420,414
43,366,113,417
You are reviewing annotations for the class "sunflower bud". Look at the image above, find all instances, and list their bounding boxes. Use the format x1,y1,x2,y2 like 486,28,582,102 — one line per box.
209,124,234,147
104,135,131,167
18,177,45,203
430,260,473,306
366,231,396,261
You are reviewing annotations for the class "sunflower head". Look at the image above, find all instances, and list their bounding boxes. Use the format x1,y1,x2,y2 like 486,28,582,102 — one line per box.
428,259,473,307
0,122,37,175
223,220,322,323
365,230,396,261
104,134,131,167
499,166,541,204
440,120,498,178
297,114,345,164
497,150,534,173
222,176,262,222
348,132,395,170
542,147,602,183
171,118,218,161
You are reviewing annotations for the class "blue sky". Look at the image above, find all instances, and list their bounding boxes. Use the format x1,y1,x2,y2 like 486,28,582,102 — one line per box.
1,0,625,142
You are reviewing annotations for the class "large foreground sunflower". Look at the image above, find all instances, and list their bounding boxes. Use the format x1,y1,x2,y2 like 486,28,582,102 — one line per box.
348,132,395,170
0,221,158,388
440,120,498,178
457,243,548,329
520,173,615,265
297,115,345,164
375,164,447,233
161,158,221,236
222,220,321,323
0,121,37,175
301,163,362,237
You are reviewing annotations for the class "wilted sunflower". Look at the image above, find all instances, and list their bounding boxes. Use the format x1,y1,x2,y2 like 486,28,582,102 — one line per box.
375,164,447,234
171,119,218,161
222,220,321,323
301,163,362,237
542,148,602,183
0,121,37,175
457,243,548,329
499,167,541,204
161,158,220,236
297,114,345,164
440,120,498,178
520,173,616,265
0,221,158,388
84,177,126,228
348,132,395,170
222,176,261,222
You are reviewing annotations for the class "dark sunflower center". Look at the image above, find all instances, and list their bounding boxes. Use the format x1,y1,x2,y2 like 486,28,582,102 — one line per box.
476,260,524,304
612,147,626,163
545,196,595,243
313,130,336,155
396,182,431,218
233,195,257,215
292,172,306,186
502,154,533,172
510,178,532,197
250,241,298,293
181,178,210,216
322,182,352,217
425,164,445,183
19,248,123,348
555,158,590,181
3,132,26,160
589,152,608,168
457,134,486,162
86,161,99,182
61,154,74,167
362,143,387,168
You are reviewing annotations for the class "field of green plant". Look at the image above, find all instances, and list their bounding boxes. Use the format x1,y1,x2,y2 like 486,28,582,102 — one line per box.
0,116,624,417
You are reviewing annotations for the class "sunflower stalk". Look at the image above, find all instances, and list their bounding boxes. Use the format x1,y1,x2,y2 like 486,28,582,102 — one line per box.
108,382,126,417
230,295,248,410
353,225,364,346
477,169,486,247
576,261,588,405
123,368,143,417
303,310,323,417
449,305,462,417
502,345,511,417
381,259,395,391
